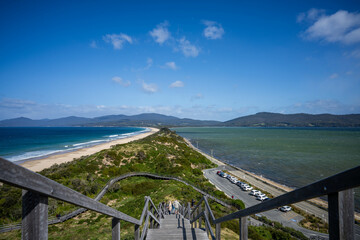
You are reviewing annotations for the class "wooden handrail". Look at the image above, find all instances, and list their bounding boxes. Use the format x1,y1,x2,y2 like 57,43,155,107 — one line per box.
0,158,139,225
138,196,161,240
139,198,150,224
187,165,360,240
0,163,230,234
3,155,358,240
214,165,360,224
0,158,166,240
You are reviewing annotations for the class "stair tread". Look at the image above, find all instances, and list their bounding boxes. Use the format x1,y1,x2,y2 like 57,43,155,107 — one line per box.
146,214,208,240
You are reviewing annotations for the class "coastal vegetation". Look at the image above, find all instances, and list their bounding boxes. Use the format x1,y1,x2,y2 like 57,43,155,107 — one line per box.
1,128,308,239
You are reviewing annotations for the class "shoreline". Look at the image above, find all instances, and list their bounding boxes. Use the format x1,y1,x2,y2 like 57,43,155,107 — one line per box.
20,127,159,172
183,138,296,192
183,137,360,221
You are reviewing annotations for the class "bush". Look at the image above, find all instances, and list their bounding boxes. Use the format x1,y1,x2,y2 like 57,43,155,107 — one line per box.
230,199,245,210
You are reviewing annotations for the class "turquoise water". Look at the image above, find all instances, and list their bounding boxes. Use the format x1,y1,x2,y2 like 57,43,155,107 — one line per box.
173,127,360,211
0,127,147,162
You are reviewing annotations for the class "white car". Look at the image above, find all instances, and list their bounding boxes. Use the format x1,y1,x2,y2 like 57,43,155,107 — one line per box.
242,186,253,191
222,173,228,178
257,193,266,198
236,181,244,187
230,178,238,184
257,195,269,201
280,206,292,212
250,190,261,196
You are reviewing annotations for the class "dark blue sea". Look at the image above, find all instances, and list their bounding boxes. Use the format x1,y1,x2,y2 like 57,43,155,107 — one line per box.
0,127,147,162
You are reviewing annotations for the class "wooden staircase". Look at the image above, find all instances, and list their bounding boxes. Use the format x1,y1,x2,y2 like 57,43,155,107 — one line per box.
146,214,208,240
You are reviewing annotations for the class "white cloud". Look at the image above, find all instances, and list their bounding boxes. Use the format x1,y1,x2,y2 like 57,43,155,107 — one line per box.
300,9,360,44
164,61,177,70
103,33,133,49
132,58,153,72
202,20,225,40
191,93,203,101
170,81,184,88
282,99,360,115
329,73,339,79
89,40,97,48
178,37,200,57
112,76,131,87
144,58,153,70
141,81,158,93
350,49,360,58
297,8,325,23
149,21,171,45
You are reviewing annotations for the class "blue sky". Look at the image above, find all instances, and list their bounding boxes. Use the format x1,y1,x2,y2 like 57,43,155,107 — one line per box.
0,0,360,121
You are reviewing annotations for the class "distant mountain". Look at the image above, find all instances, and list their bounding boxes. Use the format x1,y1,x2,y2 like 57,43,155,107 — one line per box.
87,113,220,127
0,113,220,127
224,112,360,127
1,112,360,128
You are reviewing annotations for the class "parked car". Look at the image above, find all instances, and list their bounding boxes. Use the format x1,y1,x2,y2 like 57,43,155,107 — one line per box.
240,183,249,188
242,186,253,191
250,190,261,196
256,195,269,201
236,181,244,187
231,178,238,184
222,173,228,178
280,206,292,212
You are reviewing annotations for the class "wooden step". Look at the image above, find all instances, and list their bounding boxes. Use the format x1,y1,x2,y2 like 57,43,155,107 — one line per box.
146,214,208,240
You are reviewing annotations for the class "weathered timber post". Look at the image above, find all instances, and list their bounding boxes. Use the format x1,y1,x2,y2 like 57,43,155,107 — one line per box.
134,224,140,240
187,202,191,220
328,189,354,240
216,223,221,240
149,205,154,229
199,205,202,229
112,218,120,240
204,206,209,237
239,217,248,240
22,190,48,240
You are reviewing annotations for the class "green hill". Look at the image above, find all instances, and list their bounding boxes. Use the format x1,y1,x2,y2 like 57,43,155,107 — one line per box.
224,112,360,127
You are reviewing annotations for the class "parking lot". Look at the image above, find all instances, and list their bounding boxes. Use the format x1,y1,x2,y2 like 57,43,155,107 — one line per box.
203,168,330,239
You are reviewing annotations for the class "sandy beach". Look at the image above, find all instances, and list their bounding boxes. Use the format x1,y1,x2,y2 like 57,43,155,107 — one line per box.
21,127,159,172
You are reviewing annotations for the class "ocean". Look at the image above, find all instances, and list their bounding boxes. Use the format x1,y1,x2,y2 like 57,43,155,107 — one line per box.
173,127,360,211
0,127,147,162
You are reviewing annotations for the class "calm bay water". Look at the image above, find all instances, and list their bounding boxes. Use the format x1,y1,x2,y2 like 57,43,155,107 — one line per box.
0,127,147,162
173,127,360,211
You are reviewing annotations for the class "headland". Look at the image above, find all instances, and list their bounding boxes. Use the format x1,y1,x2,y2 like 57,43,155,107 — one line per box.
20,127,159,172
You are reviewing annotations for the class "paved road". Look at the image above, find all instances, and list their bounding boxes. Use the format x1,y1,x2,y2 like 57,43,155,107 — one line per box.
204,167,329,239
185,138,360,239
218,164,330,221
